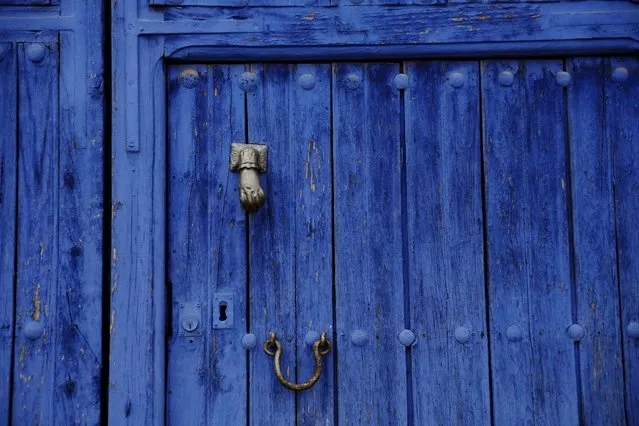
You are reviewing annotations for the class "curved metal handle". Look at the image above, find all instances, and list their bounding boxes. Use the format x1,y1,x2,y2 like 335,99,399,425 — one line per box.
263,332,331,391
230,143,267,213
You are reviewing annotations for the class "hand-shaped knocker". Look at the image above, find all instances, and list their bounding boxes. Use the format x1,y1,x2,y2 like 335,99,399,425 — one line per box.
229,143,267,213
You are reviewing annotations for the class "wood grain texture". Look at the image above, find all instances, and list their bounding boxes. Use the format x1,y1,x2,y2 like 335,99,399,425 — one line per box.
0,42,17,426
404,60,490,425
566,57,625,426
167,64,248,426
481,59,578,425
12,42,59,425
332,62,407,425
607,56,639,423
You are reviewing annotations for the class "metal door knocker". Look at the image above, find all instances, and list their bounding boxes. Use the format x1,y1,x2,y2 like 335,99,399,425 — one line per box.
264,332,331,391
230,143,267,213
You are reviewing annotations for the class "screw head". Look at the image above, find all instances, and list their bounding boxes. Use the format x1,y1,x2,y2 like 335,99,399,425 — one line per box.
455,326,471,344
555,71,572,87
23,320,44,340
398,329,415,347
506,325,522,342
612,67,629,83
351,329,368,346
299,73,316,90
393,73,409,90
26,44,46,63
567,324,585,341
499,71,514,87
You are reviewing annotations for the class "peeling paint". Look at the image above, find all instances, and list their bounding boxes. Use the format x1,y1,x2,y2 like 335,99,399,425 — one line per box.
33,284,41,321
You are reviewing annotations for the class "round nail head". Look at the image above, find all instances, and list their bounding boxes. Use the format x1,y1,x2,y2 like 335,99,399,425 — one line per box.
455,326,471,344
506,325,522,342
351,329,368,346
449,72,465,88
556,71,572,87
238,72,258,92
499,71,514,87
241,333,258,350
345,73,361,90
305,330,320,346
612,67,629,83
299,73,316,90
179,69,200,89
568,324,585,341
27,44,46,63
627,322,639,339
23,320,44,340
398,329,415,347
393,73,409,90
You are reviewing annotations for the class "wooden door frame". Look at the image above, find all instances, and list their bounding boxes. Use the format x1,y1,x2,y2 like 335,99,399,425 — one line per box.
110,2,639,424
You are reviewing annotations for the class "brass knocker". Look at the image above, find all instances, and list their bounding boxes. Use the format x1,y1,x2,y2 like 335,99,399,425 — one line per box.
229,143,267,213
263,332,331,391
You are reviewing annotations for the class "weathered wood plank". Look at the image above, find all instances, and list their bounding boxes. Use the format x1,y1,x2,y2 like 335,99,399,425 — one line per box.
0,42,17,426
332,62,407,425
291,63,334,425
566,57,626,425
404,60,490,424
12,42,59,425
481,59,578,425
246,63,297,425
608,56,639,423
167,64,248,425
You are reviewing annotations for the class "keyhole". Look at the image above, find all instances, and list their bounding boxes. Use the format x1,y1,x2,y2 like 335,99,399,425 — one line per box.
219,302,228,322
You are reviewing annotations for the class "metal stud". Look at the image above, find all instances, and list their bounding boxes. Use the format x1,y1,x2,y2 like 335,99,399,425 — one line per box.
449,72,466,88
627,322,639,339
26,44,46,63
238,72,258,92
393,73,409,90
305,330,320,346
612,67,629,83
178,69,200,89
23,321,44,340
299,73,316,90
454,326,471,344
499,71,514,87
506,325,522,342
241,333,258,350
567,324,585,341
398,329,415,347
344,73,361,90
555,71,572,87
351,329,368,346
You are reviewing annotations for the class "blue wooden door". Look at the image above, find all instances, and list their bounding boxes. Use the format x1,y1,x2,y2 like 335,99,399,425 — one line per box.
165,59,635,425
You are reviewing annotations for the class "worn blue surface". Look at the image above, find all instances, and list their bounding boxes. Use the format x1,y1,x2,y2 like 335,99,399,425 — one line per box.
1,0,638,424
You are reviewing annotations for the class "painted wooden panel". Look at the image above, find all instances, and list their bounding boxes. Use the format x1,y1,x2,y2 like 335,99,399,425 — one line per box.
332,63,408,425
12,42,59,424
481,59,579,425
608,56,639,422
404,60,490,424
566,57,625,426
0,42,17,426
0,0,51,5
167,64,248,425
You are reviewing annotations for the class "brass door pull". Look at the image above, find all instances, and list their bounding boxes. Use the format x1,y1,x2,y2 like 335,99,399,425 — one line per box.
230,143,267,213
263,332,331,391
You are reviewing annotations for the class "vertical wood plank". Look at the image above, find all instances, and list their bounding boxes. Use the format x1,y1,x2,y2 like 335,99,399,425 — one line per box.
167,64,248,425
247,63,296,425
292,63,334,425
608,57,639,423
481,59,578,425
12,42,59,425
0,42,17,426
404,60,490,424
332,62,407,425
567,57,626,425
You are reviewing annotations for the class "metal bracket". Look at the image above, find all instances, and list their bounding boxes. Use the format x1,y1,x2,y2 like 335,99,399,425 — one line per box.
178,302,202,337
212,293,234,329
230,143,267,213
